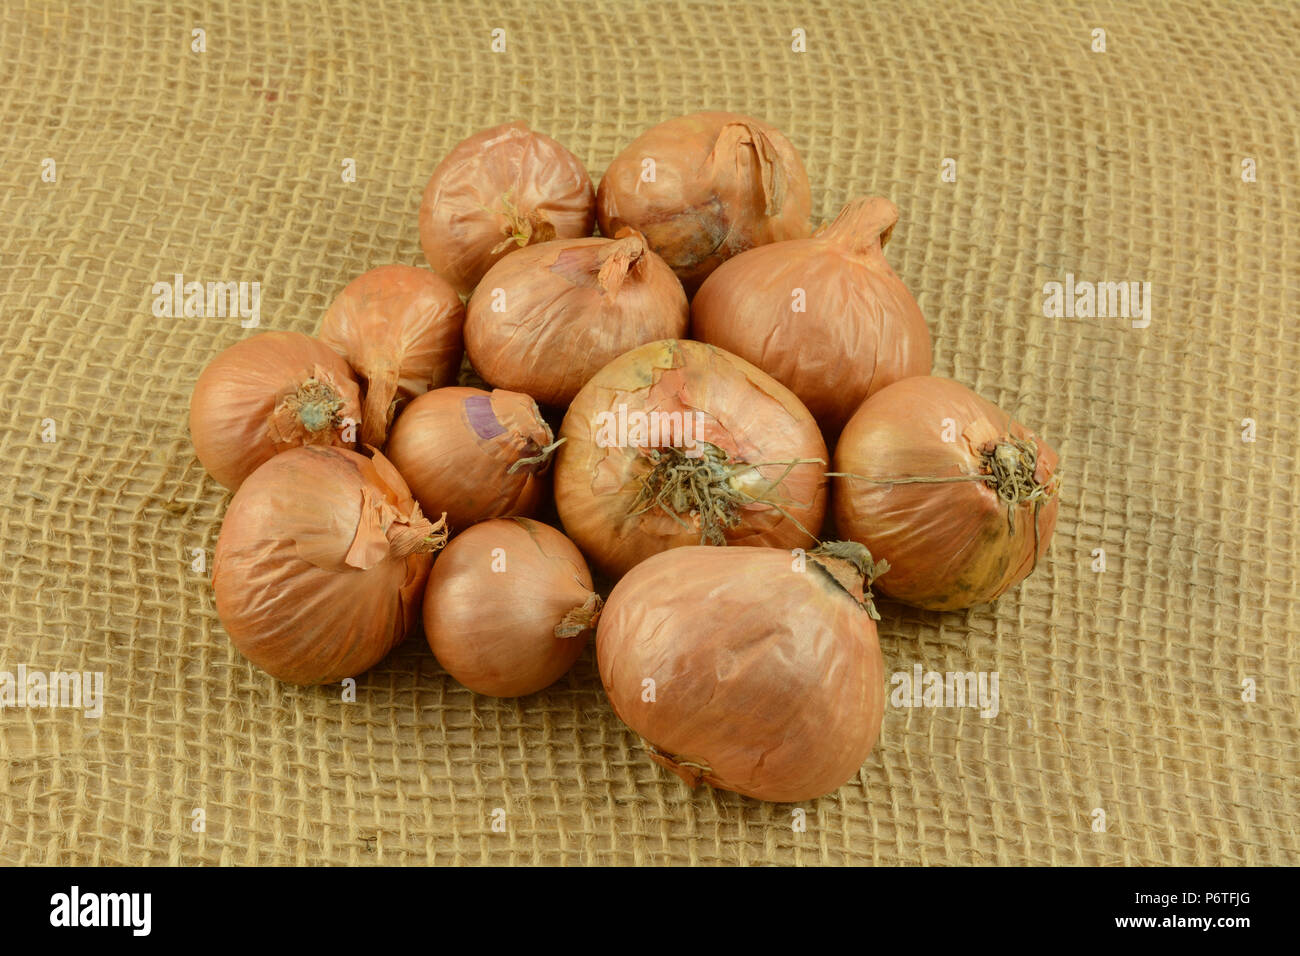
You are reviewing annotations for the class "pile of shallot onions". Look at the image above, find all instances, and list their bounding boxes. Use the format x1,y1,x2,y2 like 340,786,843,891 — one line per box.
188,111,1061,805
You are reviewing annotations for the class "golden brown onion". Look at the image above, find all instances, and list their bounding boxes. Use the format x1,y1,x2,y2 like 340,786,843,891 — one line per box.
832,376,1061,610
384,386,557,535
189,331,362,491
419,123,596,296
213,447,446,684
465,230,688,406
598,543,887,802
554,339,826,578
596,111,812,293
318,264,465,447
423,518,601,697
692,196,931,437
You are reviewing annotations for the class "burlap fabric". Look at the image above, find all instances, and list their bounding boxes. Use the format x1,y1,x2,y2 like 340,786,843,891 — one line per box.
1,0,1295,866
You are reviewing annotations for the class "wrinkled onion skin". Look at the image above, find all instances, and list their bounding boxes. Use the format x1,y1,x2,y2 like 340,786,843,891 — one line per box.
597,112,812,293
555,339,827,579
833,376,1060,610
691,197,931,437
598,546,885,803
384,386,552,535
213,447,433,685
319,265,465,447
419,123,596,296
465,234,688,406
189,331,362,491
423,518,596,697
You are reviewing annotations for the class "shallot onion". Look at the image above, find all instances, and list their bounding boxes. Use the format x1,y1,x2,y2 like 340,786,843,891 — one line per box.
212,446,446,684
554,339,827,578
419,123,596,296
831,376,1061,610
596,111,812,292
189,330,362,491
597,542,887,802
692,196,932,436
423,518,601,697
384,386,559,534
465,229,688,406
318,264,465,447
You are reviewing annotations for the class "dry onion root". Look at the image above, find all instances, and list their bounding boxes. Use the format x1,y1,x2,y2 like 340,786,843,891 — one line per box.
692,196,932,437
597,111,812,293
465,229,688,406
318,264,465,447
597,542,888,802
831,376,1061,610
189,330,362,491
423,518,601,697
383,386,559,535
554,339,827,578
419,122,596,296
212,446,446,685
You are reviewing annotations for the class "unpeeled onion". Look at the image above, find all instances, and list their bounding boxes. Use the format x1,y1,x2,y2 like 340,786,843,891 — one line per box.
465,230,688,406
189,330,362,491
423,518,601,697
419,123,596,296
554,339,827,578
692,196,931,436
318,264,465,447
384,386,557,534
597,542,887,802
832,376,1061,610
596,111,812,292
213,446,446,684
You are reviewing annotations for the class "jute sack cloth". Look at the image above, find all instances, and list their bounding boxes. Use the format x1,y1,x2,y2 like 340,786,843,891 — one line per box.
0,0,1295,864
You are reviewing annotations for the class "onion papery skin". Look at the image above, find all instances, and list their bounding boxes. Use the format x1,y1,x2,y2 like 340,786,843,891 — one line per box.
555,339,826,579
597,545,886,803
384,386,555,535
465,231,688,406
596,112,812,293
832,376,1061,610
423,518,601,697
318,264,465,448
419,122,596,297
213,447,445,685
189,330,363,492
692,196,931,437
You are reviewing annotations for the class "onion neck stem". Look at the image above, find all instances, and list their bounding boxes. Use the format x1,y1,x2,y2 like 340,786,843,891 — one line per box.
809,542,889,620
555,591,603,638
818,196,899,254
596,231,648,298
488,190,556,253
507,436,565,475
716,122,784,217
386,512,449,557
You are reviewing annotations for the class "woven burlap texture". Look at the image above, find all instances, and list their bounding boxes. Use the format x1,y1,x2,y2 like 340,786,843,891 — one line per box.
1,0,1296,866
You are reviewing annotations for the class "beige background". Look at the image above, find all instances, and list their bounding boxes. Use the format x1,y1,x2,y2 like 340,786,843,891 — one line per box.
1,0,1296,865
